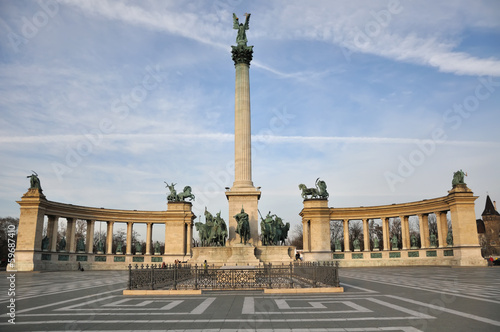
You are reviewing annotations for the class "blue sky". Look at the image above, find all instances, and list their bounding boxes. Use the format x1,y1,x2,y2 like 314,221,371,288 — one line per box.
1,0,499,241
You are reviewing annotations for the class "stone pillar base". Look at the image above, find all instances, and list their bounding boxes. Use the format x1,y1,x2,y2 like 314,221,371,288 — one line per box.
303,251,332,262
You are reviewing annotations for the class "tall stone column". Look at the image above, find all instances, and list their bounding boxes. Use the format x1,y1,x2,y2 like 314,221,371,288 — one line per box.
436,211,448,247
419,214,430,248
66,218,76,253
400,215,409,250
146,223,152,255
47,215,59,252
126,222,133,255
106,221,114,254
382,217,390,250
226,43,261,246
343,219,350,252
362,218,370,251
86,220,95,254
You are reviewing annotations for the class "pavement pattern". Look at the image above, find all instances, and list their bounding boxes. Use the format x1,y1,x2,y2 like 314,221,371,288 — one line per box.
0,266,499,331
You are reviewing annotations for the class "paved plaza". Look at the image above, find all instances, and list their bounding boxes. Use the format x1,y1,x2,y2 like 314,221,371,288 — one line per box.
0,267,499,331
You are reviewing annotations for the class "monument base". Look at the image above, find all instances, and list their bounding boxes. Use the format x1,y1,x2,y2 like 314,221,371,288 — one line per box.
190,245,295,266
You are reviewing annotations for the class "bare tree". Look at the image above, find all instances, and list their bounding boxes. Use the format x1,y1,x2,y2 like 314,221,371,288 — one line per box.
369,219,383,250
288,223,303,249
0,217,19,267
349,220,363,250
330,220,343,250
389,217,402,249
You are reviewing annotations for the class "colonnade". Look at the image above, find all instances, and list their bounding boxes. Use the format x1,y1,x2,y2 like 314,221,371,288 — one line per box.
12,189,195,271
333,211,449,252
300,183,485,266
43,217,194,255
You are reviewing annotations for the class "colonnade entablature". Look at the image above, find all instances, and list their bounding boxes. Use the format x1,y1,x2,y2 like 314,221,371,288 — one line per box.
300,183,486,266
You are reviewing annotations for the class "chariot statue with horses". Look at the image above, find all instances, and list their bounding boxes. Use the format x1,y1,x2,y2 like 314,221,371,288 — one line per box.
165,182,195,202
299,178,329,200
259,210,290,246
195,207,227,247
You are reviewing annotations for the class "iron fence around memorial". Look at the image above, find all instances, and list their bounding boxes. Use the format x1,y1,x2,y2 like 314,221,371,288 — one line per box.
127,261,339,290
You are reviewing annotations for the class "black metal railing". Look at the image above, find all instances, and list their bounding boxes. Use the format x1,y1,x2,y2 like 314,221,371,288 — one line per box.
127,261,339,290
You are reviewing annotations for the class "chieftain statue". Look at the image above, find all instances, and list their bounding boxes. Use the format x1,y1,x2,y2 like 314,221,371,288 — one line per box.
165,182,195,202
299,178,329,200
234,207,250,244
259,211,290,246
195,207,228,247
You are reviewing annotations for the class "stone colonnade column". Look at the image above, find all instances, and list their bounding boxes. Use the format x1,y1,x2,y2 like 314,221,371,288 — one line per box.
106,221,114,254
382,217,390,250
400,215,410,250
419,214,430,248
343,219,350,252
86,220,95,253
146,223,153,255
47,215,59,252
436,211,448,247
126,222,133,255
66,217,76,253
362,218,370,251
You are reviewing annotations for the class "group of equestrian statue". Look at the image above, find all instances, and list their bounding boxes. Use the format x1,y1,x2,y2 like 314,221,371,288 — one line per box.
260,211,290,246
195,207,289,247
195,207,228,247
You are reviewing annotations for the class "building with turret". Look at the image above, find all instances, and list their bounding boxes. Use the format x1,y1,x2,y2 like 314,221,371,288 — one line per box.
476,195,500,256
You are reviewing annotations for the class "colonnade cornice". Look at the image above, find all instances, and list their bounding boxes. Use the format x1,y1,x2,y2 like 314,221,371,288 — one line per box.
41,199,169,223
328,195,450,220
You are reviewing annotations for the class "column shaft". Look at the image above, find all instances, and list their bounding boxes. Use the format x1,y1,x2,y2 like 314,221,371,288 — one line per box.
436,211,447,248
126,222,133,255
400,216,409,250
382,217,390,250
421,214,430,248
86,220,95,253
146,223,152,255
363,218,370,251
106,221,114,254
233,62,253,188
66,218,76,253
343,219,350,252
48,216,59,252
